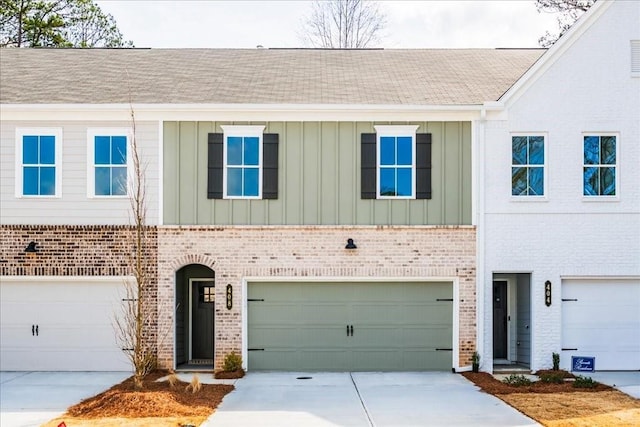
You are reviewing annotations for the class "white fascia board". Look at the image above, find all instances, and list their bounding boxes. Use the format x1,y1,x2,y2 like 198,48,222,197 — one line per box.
1,103,484,122
497,0,612,109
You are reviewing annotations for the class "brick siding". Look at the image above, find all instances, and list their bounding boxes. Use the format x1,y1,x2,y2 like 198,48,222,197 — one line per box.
157,225,477,370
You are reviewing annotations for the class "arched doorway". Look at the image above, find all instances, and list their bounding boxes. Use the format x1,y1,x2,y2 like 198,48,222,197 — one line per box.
175,264,215,369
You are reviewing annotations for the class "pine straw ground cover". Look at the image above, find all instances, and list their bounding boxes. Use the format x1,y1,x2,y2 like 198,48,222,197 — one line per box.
462,371,640,427
43,371,234,427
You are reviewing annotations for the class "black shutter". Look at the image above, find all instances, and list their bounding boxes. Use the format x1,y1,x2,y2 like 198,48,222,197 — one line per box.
361,133,376,199
207,133,223,199
416,133,432,199
263,133,279,199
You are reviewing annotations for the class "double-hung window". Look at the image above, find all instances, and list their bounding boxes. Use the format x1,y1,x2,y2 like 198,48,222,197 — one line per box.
583,134,617,197
15,128,62,197
361,125,432,200
511,135,545,197
222,126,264,198
87,129,129,197
207,126,279,200
377,126,417,198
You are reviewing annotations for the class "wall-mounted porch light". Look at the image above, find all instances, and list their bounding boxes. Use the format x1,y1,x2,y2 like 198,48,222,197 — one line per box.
24,241,38,253
345,238,357,250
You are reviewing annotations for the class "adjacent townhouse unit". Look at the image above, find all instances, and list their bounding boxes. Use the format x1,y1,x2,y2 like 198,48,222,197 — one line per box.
1,0,637,375
478,0,640,373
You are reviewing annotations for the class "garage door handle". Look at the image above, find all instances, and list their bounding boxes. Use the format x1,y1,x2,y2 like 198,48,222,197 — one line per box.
350,325,353,336
35,325,38,336
32,325,34,336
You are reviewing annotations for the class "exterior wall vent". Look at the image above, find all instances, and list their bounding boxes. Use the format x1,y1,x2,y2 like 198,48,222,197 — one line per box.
632,40,640,76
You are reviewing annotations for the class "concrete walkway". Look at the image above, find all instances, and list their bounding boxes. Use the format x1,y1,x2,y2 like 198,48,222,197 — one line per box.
0,371,130,427
203,372,539,427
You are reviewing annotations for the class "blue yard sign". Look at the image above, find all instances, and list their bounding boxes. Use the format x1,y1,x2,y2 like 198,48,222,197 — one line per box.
572,356,595,372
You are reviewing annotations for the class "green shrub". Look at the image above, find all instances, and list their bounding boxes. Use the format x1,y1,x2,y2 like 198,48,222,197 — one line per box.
222,351,243,372
552,352,560,370
471,352,480,373
539,371,564,384
573,375,598,388
502,374,533,386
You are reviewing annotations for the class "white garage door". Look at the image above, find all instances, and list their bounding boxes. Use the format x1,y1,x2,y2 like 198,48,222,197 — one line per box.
562,279,640,371
0,279,132,371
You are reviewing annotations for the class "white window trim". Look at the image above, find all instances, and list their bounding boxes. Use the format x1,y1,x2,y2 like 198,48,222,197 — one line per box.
221,125,265,199
509,132,549,201
581,132,620,202
374,125,419,199
15,127,63,198
87,128,133,198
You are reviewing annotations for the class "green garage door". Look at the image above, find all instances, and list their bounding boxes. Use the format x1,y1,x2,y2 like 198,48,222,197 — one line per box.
248,282,453,371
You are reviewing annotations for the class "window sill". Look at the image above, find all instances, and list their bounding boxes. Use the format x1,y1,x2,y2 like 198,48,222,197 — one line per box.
582,196,620,202
509,196,549,202
223,196,263,200
88,195,130,199
16,194,61,199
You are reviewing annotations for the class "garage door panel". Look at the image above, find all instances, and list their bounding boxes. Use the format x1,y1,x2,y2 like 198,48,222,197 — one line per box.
404,304,451,322
0,280,131,371
303,303,349,323
300,350,350,371
351,304,400,323
403,326,452,346
351,326,401,347
562,279,640,371
249,303,302,323
248,281,453,371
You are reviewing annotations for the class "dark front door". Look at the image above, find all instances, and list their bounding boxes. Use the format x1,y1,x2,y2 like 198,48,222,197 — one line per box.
493,280,508,359
191,281,214,360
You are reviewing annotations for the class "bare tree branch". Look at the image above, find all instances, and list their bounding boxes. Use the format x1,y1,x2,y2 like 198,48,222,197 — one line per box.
536,0,595,47
300,0,386,48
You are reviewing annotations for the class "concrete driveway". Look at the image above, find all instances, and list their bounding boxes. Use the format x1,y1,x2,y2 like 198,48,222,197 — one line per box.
589,371,640,399
0,371,130,427
203,372,539,427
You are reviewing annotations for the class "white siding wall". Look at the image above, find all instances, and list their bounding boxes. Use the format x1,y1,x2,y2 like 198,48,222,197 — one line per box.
0,120,160,225
482,0,640,371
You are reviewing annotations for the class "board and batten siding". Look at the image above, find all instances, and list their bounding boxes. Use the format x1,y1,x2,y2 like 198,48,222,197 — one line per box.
164,121,471,226
0,121,160,225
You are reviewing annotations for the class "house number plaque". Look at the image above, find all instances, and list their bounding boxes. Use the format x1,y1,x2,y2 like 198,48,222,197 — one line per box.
226,284,233,310
545,280,552,307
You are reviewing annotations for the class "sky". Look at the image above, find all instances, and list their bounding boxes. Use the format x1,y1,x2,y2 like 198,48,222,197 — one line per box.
95,0,561,49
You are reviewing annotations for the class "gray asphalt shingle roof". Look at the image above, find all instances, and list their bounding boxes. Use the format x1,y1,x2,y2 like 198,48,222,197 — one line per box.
0,48,544,105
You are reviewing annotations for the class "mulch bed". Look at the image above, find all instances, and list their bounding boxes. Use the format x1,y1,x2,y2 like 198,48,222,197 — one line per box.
66,371,234,419
462,371,612,394
214,369,245,379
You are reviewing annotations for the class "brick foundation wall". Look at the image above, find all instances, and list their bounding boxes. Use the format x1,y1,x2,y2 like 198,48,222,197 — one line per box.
157,225,477,370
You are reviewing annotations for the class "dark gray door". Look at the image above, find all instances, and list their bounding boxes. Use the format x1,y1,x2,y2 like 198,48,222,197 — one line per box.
493,280,508,359
192,281,214,360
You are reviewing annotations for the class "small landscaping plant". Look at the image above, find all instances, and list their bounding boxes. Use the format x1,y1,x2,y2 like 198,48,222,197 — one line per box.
167,372,179,388
573,375,598,388
223,352,242,372
214,351,246,379
186,374,202,393
502,374,533,386
539,371,565,384
552,352,560,370
471,351,480,373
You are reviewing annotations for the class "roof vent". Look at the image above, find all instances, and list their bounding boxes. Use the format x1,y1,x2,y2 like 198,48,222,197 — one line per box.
632,40,640,75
